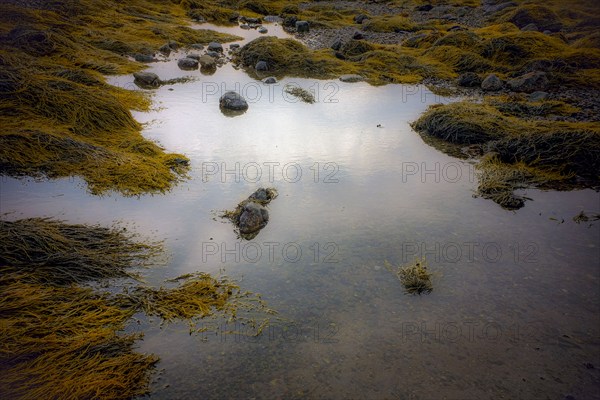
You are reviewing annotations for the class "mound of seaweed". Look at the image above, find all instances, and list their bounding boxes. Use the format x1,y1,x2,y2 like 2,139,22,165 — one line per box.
413,101,600,209
0,0,239,195
0,217,274,398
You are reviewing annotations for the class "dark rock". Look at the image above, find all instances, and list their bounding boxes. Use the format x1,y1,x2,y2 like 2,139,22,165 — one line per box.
528,91,548,101
241,16,262,24
331,38,343,51
134,54,156,63
283,15,298,27
228,12,240,22
339,74,364,83
198,55,217,69
481,74,503,91
177,57,198,70
230,43,240,49
295,20,309,32
507,71,549,93
448,25,467,31
207,42,223,52
521,23,539,31
240,24,251,30
219,91,249,111
238,202,269,234
263,76,277,84
255,60,268,71
133,72,161,88
352,31,364,40
190,43,204,50
249,188,277,202
416,4,433,12
483,1,517,14
158,43,172,55
186,53,201,61
334,51,346,60
457,72,482,87
206,50,221,58
258,26,268,34
354,14,369,24
264,15,283,23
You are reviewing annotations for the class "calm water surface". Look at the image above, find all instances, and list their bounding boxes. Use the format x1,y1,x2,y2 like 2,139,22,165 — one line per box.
1,23,599,400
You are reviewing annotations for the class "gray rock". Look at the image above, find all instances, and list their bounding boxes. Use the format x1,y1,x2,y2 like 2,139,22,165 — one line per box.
416,4,433,12
238,202,269,234
133,72,161,87
522,23,539,32
241,16,262,24
284,16,298,28
258,26,268,34
295,20,309,32
134,54,156,63
484,1,517,14
198,55,217,69
230,43,241,49
249,188,277,202
481,74,503,91
339,74,364,83
207,42,223,52
264,15,283,23
206,50,221,58
263,76,277,84
190,43,204,50
331,38,343,51
177,57,198,70
255,60,268,71
186,53,201,60
219,91,249,111
159,44,172,55
352,31,364,40
354,14,369,24
457,72,481,87
507,71,549,93
528,91,548,101
240,24,251,30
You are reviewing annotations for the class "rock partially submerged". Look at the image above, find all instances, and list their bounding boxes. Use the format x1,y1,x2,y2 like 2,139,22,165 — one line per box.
339,74,364,83
177,57,199,70
219,91,248,112
222,188,278,239
133,72,160,88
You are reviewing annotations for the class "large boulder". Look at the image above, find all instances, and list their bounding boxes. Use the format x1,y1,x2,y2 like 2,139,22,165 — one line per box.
238,202,269,234
481,74,503,91
133,72,161,87
177,57,198,70
507,71,549,93
219,91,248,111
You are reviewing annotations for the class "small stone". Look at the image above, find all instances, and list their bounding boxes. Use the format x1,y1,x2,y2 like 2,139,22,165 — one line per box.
229,43,240,49
190,43,204,50
134,54,155,63
352,31,364,40
255,60,268,71
354,14,369,24
295,20,309,32
339,74,364,83
219,91,249,111
481,74,503,91
186,53,201,60
457,72,481,87
206,50,220,58
177,57,198,70
263,76,277,84
331,38,342,51
258,26,268,34
133,72,161,88
207,42,223,52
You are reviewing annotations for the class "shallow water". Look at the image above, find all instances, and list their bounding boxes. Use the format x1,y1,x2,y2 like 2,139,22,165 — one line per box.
2,22,599,399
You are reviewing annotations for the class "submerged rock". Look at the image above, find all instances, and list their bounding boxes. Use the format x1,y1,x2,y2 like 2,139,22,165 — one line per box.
263,76,277,84
199,55,217,69
238,202,269,234
481,74,503,91
133,72,161,88
258,26,268,34
219,91,248,111
134,54,156,63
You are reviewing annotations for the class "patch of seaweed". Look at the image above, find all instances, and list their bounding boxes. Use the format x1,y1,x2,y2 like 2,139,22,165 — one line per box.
385,258,433,295
284,85,315,103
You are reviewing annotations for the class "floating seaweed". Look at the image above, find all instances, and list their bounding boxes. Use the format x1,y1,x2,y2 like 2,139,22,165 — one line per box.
385,258,433,295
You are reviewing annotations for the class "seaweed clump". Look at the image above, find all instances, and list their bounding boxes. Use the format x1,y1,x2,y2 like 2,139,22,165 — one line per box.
413,101,600,209
284,85,316,103
0,1,239,195
385,258,433,295
0,217,274,398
